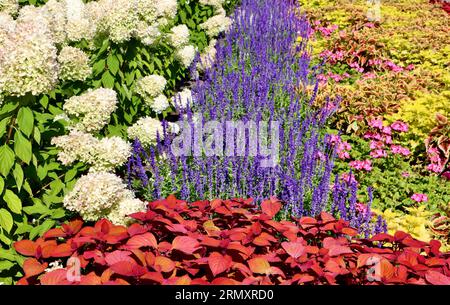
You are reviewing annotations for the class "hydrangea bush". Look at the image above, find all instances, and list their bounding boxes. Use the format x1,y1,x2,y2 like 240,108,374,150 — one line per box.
0,0,239,284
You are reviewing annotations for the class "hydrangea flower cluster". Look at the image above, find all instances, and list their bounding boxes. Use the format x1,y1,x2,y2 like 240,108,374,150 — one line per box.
200,11,232,38
167,24,190,49
57,46,92,82
3,0,183,47
94,0,178,44
135,74,170,112
51,131,132,172
175,44,196,68
51,130,97,166
127,116,165,147
63,172,145,224
62,88,118,133
0,10,59,97
0,0,18,16
106,198,147,226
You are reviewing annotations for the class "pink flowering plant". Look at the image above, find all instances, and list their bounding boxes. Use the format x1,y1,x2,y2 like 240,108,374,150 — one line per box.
329,118,450,212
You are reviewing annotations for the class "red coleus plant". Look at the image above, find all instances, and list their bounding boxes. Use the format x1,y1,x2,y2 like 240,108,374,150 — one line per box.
14,196,450,285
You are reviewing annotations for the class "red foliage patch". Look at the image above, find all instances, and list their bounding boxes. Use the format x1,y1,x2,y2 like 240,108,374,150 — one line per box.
14,196,450,285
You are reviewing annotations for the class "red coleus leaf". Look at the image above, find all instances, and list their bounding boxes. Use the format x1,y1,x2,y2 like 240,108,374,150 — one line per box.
261,198,282,218
253,232,277,246
292,273,315,284
248,257,271,275
104,226,129,244
62,218,84,236
50,243,75,258
323,237,353,257
281,240,306,259
208,252,232,277
110,261,147,277
40,269,71,285
299,217,317,229
80,272,102,285
425,270,450,285
23,258,47,278
14,240,37,257
154,256,175,273
125,233,158,250
127,223,148,236
211,277,240,285
104,250,134,266
141,272,164,284
163,275,191,285
171,236,200,254
84,250,106,265
370,233,394,243
43,228,65,240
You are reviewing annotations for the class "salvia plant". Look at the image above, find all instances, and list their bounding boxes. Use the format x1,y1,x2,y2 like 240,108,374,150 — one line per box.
127,0,386,237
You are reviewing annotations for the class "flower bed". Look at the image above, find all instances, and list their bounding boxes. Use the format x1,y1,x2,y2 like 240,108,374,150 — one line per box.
14,196,450,285
0,0,449,286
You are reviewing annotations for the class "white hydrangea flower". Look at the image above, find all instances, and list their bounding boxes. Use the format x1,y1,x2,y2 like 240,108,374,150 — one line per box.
84,1,105,37
136,0,158,24
175,44,196,68
198,39,217,72
106,198,147,226
167,24,190,49
58,46,92,82
40,0,67,44
0,12,15,47
156,0,177,19
90,136,132,172
200,13,232,37
64,172,134,221
135,74,167,101
53,132,131,172
151,94,170,114
134,21,161,46
63,0,94,42
0,0,18,16
63,88,118,133
173,88,194,109
98,0,139,44
128,116,164,146
0,9,59,97
51,130,98,166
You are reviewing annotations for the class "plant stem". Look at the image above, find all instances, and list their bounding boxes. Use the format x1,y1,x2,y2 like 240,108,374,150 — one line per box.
6,116,16,144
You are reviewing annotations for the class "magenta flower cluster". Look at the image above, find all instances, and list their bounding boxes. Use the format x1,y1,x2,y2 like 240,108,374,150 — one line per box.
364,119,410,159
349,159,372,171
328,134,352,159
411,193,429,203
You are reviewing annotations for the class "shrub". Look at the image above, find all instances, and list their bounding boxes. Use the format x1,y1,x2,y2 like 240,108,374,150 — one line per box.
0,0,239,284
13,196,450,285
